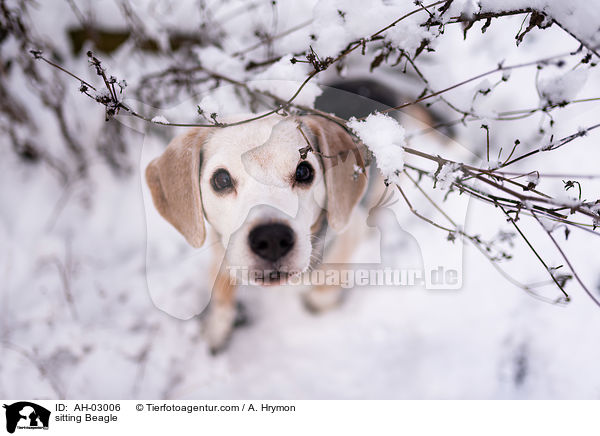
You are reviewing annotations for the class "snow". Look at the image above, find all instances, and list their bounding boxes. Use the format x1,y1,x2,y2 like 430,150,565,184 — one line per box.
537,68,589,106
385,19,436,57
2,0,600,401
526,172,540,187
348,113,406,185
476,79,492,94
487,160,502,170
435,163,462,190
459,0,481,19
251,55,323,107
195,46,246,79
151,116,170,124
555,194,582,208
592,204,600,227
198,95,221,117
538,215,559,232
479,0,600,50
309,0,435,59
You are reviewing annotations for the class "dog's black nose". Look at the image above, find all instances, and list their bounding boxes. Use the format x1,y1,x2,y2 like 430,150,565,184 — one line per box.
248,223,295,262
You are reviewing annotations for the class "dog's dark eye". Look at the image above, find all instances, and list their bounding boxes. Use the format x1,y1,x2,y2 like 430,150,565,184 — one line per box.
211,169,234,192
294,161,314,185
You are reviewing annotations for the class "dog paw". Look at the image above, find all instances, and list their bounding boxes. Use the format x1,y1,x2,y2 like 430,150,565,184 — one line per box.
203,304,236,355
302,287,344,314
233,300,251,328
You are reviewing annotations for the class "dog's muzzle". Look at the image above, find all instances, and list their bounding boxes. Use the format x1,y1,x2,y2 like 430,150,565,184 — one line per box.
248,223,295,262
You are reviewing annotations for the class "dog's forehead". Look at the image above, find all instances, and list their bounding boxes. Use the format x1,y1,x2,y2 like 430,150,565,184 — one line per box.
203,117,310,174
205,117,301,153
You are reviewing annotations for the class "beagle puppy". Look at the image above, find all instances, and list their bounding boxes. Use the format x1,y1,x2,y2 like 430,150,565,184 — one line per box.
146,114,368,352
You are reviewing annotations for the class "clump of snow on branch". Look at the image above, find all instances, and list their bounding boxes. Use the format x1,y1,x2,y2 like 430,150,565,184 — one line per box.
537,68,589,105
198,95,222,117
592,204,600,227
385,20,436,57
479,0,600,49
435,162,462,190
487,160,502,170
195,46,246,78
459,0,481,18
151,115,169,125
348,113,405,185
555,194,583,209
310,0,436,58
526,172,540,189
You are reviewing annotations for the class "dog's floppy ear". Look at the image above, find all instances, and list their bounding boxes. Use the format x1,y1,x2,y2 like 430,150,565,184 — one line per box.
145,128,212,248
302,116,368,232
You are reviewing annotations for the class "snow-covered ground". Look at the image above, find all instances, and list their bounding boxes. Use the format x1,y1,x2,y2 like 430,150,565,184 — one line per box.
1,0,600,399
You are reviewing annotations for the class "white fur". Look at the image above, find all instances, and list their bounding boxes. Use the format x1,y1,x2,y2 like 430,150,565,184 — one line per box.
200,116,326,277
204,303,237,353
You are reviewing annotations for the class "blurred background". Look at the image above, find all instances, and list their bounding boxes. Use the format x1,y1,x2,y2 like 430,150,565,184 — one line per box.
1,0,600,399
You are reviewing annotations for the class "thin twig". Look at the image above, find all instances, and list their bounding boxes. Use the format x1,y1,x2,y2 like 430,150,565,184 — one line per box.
499,205,570,300
531,210,600,307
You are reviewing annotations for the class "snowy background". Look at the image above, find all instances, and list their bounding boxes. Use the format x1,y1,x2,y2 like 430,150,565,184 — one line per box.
1,0,600,399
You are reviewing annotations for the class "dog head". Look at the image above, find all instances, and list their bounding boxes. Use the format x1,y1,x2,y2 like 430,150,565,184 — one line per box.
146,115,367,284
